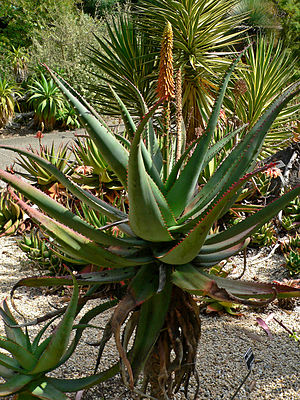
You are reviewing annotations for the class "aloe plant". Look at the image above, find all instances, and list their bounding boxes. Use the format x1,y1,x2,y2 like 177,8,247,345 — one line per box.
0,44,299,398
0,190,24,237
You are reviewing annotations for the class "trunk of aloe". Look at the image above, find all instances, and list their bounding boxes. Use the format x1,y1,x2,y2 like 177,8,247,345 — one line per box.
143,287,201,399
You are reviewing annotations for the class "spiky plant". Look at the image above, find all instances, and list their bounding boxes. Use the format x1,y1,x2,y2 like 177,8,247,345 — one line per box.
0,189,24,237
28,73,64,131
0,46,299,399
16,142,72,188
0,76,21,128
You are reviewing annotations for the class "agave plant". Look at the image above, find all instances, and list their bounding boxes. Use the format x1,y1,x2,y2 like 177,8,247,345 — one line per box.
0,44,299,399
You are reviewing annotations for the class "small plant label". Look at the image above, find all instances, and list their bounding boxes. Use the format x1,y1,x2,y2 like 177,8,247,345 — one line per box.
244,347,254,370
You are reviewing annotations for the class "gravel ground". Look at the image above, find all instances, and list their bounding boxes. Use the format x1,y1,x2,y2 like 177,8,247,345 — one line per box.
0,236,299,400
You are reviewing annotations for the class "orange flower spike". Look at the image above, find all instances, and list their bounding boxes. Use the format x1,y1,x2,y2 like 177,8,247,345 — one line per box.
157,21,175,100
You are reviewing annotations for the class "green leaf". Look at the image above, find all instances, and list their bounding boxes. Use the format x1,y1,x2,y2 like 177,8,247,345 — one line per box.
27,380,67,400
166,49,247,217
47,363,119,392
0,353,24,374
0,374,33,396
44,66,129,187
128,103,174,241
0,337,37,371
130,275,172,378
58,300,118,367
204,185,300,246
13,269,136,291
156,165,267,264
180,80,300,224
0,167,140,247
0,299,29,349
8,198,149,268
172,264,300,301
28,270,78,374
194,239,249,267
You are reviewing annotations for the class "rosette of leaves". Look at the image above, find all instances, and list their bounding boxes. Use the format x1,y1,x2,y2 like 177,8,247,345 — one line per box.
70,136,121,190
28,73,65,131
0,190,24,237
0,273,120,399
16,142,72,188
251,222,277,247
17,230,86,274
0,76,22,128
280,234,300,276
0,48,299,398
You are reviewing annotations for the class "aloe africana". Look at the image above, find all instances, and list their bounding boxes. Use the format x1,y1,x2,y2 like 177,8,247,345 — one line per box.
0,44,299,398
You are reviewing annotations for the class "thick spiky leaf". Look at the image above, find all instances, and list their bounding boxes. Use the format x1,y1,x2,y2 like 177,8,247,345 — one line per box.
0,374,33,396
0,300,28,349
0,145,136,236
193,239,250,267
12,269,135,293
108,84,136,139
1,169,141,248
0,353,24,373
28,270,78,374
44,66,129,187
58,300,118,367
27,380,67,400
204,185,300,246
180,81,300,224
165,124,246,192
47,363,119,392
172,264,300,302
9,196,149,268
0,338,37,371
166,50,247,217
156,164,271,264
130,276,172,378
128,103,174,241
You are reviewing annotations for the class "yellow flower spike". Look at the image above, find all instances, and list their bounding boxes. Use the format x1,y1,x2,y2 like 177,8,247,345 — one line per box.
157,21,175,100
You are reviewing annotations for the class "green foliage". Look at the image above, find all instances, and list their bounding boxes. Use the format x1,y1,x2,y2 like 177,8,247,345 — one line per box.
28,9,105,97
251,222,277,246
27,74,65,131
0,275,80,399
280,233,300,275
81,0,122,17
18,230,87,274
276,0,300,58
135,0,245,141
89,13,159,117
0,190,24,236
230,0,281,34
16,142,72,191
0,48,299,398
228,35,299,158
0,76,21,128
0,51,300,398
71,137,121,189
56,102,81,130
0,0,76,49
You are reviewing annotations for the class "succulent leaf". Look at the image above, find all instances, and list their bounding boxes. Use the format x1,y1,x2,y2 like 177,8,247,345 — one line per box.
172,264,300,302
28,269,78,374
44,66,129,187
166,49,247,217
